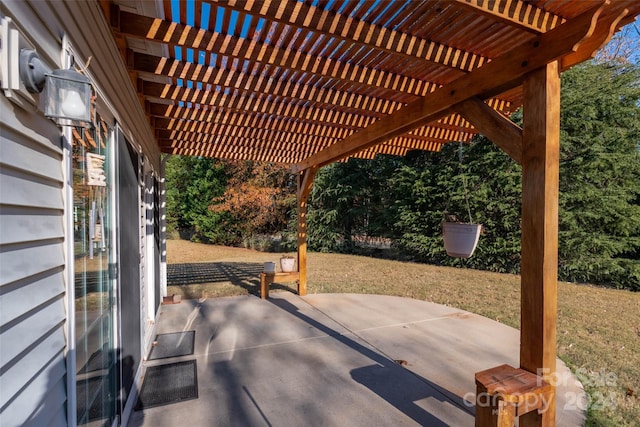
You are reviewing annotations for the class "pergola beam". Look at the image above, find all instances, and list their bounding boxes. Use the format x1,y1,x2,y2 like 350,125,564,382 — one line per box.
561,6,630,70
292,2,608,173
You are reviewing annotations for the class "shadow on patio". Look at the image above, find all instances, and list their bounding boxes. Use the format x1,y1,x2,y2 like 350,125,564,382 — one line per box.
129,292,586,427
167,262,295,297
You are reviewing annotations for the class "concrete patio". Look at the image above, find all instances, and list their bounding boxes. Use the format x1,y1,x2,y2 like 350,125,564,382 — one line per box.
127,292,586,427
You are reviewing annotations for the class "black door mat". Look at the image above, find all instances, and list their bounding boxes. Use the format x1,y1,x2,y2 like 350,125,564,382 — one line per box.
149,331,195,360
135,360,198,410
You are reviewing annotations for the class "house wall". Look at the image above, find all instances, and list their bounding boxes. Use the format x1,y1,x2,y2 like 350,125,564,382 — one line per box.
0,69,68,427
0,1,163,425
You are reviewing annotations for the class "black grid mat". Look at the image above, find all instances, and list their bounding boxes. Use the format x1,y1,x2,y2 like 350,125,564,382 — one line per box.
149,331,195,360
135,360,198,410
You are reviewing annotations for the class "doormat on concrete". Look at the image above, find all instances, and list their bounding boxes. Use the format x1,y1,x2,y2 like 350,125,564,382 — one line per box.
148,331,195,360
135,360,198,410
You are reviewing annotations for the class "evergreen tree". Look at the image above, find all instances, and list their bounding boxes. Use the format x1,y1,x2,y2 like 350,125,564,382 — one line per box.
558,62,640,289
165,155,229,243
388,148,452,261
306,156,399,252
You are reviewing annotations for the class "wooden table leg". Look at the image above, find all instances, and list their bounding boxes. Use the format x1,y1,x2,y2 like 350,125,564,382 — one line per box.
497,400,516,427
475,383,498,427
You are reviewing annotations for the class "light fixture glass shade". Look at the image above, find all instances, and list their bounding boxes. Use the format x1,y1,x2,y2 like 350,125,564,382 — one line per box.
43,68,92,127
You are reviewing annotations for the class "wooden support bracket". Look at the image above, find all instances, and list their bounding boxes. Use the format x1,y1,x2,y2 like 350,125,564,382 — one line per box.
455,97,523,164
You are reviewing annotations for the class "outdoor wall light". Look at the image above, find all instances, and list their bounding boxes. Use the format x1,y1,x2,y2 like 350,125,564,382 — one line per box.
19,48,92,127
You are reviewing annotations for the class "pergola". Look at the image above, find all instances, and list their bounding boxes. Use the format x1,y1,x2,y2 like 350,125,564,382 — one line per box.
101,1,639,425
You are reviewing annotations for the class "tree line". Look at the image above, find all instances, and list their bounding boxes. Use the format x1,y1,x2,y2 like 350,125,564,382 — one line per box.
166,61,640,291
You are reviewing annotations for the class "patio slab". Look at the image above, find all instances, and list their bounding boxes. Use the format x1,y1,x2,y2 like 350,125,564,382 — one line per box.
127,292,585,427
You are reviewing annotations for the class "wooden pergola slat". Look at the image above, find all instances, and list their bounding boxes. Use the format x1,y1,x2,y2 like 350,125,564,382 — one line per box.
114,5,527,164
454,0,565,34
216,0,489,71
133,54,407,116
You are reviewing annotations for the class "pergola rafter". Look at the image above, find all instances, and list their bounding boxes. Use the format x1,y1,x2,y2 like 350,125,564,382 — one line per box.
109,4,518,159
117,10,454,92
138,76,405,119
453,0,565,34
211,0,490,71
292,2,629,171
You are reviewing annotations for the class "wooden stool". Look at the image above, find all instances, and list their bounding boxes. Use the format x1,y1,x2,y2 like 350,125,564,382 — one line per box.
259,272,300,299
474,364,554,427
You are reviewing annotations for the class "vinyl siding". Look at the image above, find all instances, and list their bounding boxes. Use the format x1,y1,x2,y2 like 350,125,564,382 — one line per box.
0,74,67,427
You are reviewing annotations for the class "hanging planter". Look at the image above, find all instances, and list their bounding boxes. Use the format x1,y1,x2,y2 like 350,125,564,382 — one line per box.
279,255,296,272
442,140,482,258
442,221,482,258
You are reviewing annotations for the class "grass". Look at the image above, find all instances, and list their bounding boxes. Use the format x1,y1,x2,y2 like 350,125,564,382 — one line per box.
167,239,640,426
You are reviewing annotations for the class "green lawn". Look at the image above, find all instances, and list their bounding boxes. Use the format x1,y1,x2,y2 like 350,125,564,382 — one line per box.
167,239,640,426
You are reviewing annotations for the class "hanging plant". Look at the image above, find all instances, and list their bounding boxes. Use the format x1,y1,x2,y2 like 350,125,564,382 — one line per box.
442,142,483,258
442,220,482,258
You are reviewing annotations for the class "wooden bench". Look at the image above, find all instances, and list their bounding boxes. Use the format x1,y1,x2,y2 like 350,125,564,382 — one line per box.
475,364,554,427
259,272,300,299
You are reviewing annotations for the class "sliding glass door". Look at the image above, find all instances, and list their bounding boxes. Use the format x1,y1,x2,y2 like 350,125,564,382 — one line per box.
73,117,117,426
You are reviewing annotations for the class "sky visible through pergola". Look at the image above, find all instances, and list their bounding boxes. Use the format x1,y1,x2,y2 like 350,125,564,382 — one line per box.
169,0,414,108
168,1,639,117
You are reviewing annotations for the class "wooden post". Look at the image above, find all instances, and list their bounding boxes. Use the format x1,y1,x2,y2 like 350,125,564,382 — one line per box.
297,167,317,296
520,61,560,427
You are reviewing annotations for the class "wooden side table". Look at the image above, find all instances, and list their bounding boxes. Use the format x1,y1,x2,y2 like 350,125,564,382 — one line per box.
259,272,300,299
475,364,554,427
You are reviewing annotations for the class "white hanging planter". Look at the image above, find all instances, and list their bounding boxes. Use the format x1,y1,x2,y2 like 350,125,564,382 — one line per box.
442,222,482,258
280,256,296,272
